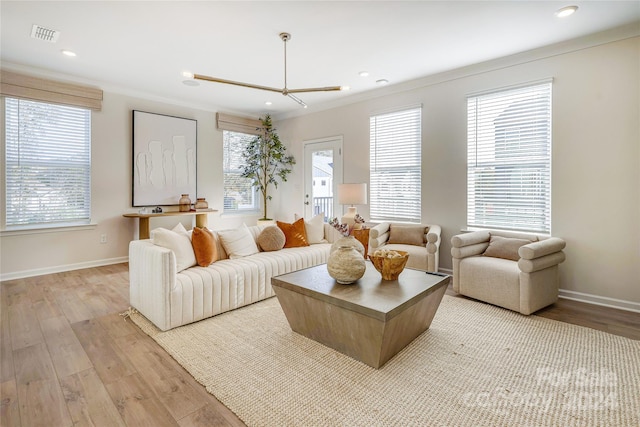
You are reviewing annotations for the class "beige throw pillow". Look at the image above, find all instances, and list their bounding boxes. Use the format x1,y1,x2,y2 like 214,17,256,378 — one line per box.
388,224,428,246
217,224,260,259
151,223,197,272
257,225,286,252
483,235,532,261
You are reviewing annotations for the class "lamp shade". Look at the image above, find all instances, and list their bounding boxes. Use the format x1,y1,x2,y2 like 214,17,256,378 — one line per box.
338,183,367,206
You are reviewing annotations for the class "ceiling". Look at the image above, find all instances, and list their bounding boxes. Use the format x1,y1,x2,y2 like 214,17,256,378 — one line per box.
2,1,639,117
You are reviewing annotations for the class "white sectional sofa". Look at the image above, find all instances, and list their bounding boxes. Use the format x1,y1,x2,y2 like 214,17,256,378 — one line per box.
129,223,338,331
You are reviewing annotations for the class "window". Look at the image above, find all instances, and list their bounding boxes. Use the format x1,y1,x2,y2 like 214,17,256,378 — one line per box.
467,81,552,234
369,106,422,223
5,98,91,227
223,130,258,212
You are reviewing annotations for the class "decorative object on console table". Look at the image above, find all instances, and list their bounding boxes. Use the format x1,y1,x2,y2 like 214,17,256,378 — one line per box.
338,183,367,229
194,197,208,210
179,194,192,212
352,227,370,257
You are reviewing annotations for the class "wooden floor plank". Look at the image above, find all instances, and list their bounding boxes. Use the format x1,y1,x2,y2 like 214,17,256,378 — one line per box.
8,303,43,351
0,380,21,427
60,367,126,427
105,372,180,427
13,343,72,427
55,291,94,324
113,330,209,420
40,315,93,378
72,319,137,386
0,289,15,383
178,403,246,427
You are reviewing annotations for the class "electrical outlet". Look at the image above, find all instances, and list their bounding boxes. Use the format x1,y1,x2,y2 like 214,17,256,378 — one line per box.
100,234,107,244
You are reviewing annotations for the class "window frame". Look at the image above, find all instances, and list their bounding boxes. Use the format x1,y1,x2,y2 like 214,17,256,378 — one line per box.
466,80,552,234
4,97,92,230
222,130,260,214
369,105,422,223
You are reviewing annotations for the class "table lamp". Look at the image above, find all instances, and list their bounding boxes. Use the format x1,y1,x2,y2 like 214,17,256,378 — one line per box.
338,183,367,229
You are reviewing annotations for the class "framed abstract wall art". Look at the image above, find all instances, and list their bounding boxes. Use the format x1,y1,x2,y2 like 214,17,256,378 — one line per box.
132,110,197,207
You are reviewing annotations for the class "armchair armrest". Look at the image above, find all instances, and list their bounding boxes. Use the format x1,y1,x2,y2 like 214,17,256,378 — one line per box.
426,225,441,254
518,237,566,273
450,230,490,259
518,237,566,259
368,222,390,249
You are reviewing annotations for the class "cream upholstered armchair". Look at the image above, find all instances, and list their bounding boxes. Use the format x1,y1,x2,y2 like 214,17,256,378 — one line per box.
368,222,441,272
451,230,566,315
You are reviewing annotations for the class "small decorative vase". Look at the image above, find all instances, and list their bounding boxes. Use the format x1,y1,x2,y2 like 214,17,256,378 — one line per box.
179,194,191,212
327,245,366,284
194,198,208,209
330,235,365,256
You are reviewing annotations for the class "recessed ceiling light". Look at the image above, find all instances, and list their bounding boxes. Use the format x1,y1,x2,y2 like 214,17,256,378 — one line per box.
359,71,369,77
182,80,199,86
376,79,389,85
61,49,76,57
555,5,578,18
265,101,273,106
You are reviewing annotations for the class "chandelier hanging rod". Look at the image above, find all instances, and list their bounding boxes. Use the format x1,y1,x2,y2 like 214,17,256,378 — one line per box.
191,32,347,107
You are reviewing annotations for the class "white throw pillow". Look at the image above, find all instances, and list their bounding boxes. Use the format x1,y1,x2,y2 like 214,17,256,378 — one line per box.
151,223,197,272
294,212,325,244
217,223,260,259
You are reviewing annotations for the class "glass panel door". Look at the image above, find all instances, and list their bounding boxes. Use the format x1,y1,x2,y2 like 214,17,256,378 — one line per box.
303,137,343,220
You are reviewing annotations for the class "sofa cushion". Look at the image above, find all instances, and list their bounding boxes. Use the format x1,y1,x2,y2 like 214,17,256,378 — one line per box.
388,224,428,246
257,225,286,252
192,227,217,266
294,212,325,244
277,218,309,248
217,224,260,259
151,223,197,272
483,235,532,261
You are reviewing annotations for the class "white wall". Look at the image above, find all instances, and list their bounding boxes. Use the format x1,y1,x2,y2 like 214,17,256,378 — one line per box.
0,92,259,279
275,36,640,306
1,33,638,310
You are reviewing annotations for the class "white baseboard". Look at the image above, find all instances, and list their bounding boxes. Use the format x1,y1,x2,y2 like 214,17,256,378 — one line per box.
558,289,640,313
0,256,129,282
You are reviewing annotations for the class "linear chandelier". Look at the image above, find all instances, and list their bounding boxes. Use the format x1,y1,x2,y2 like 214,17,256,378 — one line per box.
192,32,348,108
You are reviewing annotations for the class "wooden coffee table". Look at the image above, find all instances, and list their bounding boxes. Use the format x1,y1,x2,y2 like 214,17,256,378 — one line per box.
272,262,449,368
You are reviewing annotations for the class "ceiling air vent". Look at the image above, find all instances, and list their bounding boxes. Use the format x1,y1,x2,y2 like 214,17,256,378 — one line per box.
31,24,60,43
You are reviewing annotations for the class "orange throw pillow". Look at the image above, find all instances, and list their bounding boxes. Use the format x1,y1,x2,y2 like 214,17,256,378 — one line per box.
276,218,309,248
191,227,218,266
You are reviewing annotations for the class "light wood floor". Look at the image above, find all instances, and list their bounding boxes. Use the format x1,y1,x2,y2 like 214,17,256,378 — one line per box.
1,263,638,426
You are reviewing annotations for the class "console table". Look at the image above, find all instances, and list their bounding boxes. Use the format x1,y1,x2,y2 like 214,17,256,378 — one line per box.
123,209,217,239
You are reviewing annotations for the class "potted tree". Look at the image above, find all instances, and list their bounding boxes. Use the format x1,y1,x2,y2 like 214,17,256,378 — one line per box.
241,114,295,223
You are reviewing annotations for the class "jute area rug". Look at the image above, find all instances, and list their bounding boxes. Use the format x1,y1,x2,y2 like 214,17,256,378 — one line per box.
130,296,639,427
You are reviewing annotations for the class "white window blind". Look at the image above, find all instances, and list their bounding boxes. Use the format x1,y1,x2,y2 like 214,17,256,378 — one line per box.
223,130,258,212
467,82,552,234
5,97,91,227
370,106,421,223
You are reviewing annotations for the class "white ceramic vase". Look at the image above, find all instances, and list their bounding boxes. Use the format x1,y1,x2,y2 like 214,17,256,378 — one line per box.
330,235,365,256
327,245,366,284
